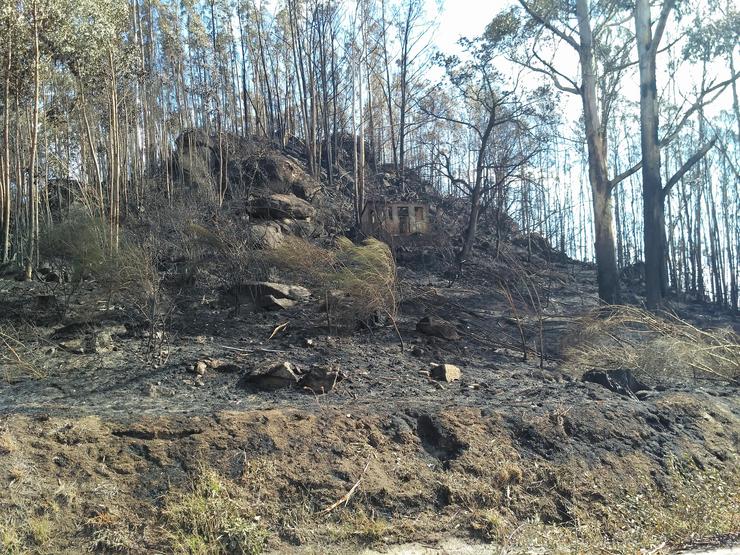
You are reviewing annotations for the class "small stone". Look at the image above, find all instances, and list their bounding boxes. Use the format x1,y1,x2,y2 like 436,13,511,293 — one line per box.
429,363,462,383
194,361,208,376
411,346,424,357
303,338,315,347
299,364,345,393
241,361,302,391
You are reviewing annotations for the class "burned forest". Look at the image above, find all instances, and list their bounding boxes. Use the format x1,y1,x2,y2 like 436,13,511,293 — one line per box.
0,0,739,553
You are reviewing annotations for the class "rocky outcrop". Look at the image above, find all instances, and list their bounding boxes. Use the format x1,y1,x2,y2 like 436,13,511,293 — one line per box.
234,148,321,200
247,222,284,249
173,130,322,200
247,193,316,221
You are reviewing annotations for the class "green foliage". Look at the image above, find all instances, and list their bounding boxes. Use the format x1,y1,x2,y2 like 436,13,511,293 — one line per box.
682,9,740,60
484,7,521,46
163,469,267,555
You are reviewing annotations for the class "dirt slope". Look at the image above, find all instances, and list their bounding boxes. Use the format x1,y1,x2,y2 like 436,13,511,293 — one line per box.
1,254,738,554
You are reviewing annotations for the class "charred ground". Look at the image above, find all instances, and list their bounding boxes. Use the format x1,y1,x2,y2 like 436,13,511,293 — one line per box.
0,136,738,554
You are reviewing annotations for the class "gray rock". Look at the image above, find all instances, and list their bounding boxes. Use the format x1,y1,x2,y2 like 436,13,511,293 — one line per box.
259,295,296,310
247,222,284,249
582,369,650,398
241,281,311,301
416,316,460,340
248,193,316,220
242,361,302,391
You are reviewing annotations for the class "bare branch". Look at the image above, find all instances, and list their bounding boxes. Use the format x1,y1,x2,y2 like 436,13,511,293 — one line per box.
518,0,580,51
660,71,740,147
650,0,676,57
609,160,643,190
662,137,717,197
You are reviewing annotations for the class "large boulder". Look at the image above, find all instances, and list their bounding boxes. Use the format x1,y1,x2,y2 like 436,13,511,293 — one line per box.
236,149,321,200
173,130,218,191
247,222,284,249
248,193,316,221
174,130,322,201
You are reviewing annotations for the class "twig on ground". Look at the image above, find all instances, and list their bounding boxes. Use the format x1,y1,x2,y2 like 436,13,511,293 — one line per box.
268,322,289,340
319,458,372,516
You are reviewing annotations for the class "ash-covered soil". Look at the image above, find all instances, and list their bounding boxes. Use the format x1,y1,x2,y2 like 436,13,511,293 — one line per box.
0,250,738,554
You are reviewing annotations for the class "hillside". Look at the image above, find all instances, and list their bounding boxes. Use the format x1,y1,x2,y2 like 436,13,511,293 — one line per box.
0,135,738,555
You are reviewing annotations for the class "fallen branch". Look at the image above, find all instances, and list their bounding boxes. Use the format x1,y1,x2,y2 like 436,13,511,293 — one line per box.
219,345,287,354
268,322,289,340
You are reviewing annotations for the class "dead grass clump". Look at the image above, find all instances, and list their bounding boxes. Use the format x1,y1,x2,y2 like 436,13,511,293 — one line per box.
326,509,393,545
39,211,164,320
163,468,267,555
187,220,275,306
39,209,108,282
469,509,512,542
85,510,140,553
0,324,46,380
269,236,398,329
564,306,739,385
601,455,740,550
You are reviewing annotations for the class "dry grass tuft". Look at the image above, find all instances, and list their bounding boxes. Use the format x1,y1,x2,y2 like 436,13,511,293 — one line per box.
268,236,398,329
0,324,46,380
326,509,393,545
39,211,162,315
564,306,739,385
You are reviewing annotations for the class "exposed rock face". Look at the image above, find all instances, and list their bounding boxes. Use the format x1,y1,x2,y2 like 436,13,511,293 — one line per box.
247,222,284,249
248,193,316,221
234,149,321,200
173,129,219,191
173,130,322,201
416,316,460,341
